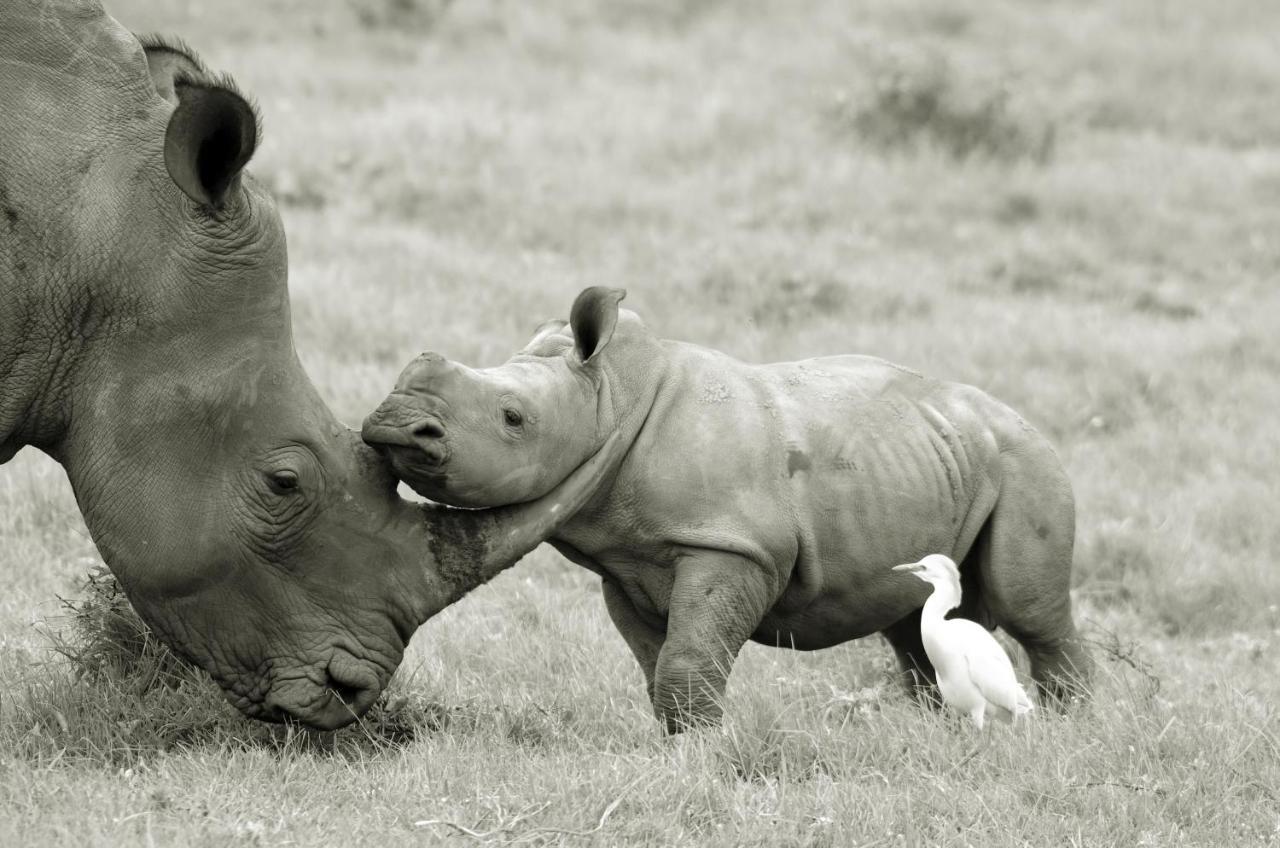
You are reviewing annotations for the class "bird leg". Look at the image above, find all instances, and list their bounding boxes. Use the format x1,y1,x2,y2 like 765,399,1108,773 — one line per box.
951,720,991,771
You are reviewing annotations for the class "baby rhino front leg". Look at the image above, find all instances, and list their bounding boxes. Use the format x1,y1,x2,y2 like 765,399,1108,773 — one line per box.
653,551,775,734
601,578,664,703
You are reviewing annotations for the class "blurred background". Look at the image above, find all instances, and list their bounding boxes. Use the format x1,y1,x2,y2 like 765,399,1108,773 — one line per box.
2,1,1278,843
12,0,1275,632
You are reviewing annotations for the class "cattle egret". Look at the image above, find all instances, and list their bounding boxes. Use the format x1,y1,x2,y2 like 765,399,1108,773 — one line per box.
893,554,1034,730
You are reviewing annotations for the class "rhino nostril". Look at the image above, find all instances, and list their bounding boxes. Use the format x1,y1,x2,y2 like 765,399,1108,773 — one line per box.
324,653,381,717
412,418,445,440
329,681,363,707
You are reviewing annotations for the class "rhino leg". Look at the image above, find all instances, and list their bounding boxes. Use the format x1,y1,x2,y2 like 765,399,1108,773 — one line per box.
601,578,664,704
881,609,941,705
974,440,1092,704
652,550,774,734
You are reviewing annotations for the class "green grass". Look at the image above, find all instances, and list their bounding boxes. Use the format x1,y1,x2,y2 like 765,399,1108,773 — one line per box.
3,0,1279,844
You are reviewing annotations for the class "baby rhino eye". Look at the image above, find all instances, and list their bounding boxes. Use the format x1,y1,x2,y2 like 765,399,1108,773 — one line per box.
503,408,524,428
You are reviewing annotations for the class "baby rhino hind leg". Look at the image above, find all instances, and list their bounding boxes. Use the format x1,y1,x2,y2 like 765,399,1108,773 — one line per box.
978,442,1092,704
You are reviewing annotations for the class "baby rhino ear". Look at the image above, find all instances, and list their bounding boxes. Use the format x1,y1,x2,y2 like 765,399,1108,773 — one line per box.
570,287,626,363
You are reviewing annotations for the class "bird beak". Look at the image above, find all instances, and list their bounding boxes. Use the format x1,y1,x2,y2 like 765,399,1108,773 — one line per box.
893,562,923,573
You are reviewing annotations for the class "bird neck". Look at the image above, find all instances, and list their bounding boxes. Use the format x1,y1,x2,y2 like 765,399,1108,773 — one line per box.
922,581,961,624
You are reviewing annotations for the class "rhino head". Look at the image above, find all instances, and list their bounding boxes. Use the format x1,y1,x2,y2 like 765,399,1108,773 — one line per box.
0,1,619,729
363,287,635,508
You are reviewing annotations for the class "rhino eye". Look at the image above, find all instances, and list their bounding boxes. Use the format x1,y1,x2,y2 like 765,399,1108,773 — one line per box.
266,469,300,495
503,408,524,428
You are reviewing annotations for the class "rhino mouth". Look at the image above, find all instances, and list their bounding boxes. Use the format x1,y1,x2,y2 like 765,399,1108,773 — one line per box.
384,444,449,485
250,648,385,730
383,453,509,508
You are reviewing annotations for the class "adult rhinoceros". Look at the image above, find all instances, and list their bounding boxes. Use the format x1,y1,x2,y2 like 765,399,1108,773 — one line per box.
0,0,620,730
363,287,1092,732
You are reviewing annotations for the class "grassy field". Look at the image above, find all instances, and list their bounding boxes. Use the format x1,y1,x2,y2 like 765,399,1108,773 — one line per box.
3,0,1279,844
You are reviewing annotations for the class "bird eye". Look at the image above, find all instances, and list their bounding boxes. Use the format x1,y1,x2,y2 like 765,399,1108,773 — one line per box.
503,408,524,428
266,469,299,495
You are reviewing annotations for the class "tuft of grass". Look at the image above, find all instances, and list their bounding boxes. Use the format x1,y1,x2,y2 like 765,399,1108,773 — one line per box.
835,48,1055,163
697,266,933,330
349,0,454,32
5,568,449,766
49,565,197,690
11,569,237,766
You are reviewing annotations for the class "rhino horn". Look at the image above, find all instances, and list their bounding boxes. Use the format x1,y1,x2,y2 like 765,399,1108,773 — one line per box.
421,430,624,602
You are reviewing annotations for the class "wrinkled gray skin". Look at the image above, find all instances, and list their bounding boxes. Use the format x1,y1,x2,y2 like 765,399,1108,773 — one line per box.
364,287,1092,732
0,0,622,730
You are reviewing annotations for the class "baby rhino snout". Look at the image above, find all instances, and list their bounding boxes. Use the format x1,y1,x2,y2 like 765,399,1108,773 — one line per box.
361,395,450,469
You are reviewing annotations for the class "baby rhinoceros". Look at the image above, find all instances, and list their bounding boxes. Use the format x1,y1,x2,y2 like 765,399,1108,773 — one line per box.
362,287,1090,732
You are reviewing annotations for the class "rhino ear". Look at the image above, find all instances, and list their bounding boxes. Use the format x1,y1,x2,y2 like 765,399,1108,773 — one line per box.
569,287,626,363
164,78,259,208
139,36,205,104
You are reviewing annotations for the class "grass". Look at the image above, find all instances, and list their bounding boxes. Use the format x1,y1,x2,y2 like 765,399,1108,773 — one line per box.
3,0,1279,844
833,46,1056,164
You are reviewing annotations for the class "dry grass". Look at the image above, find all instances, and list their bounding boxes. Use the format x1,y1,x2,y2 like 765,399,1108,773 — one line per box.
2,0,1279,844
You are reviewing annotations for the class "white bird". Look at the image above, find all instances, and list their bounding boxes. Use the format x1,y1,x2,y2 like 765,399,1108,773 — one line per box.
893,554,1034,730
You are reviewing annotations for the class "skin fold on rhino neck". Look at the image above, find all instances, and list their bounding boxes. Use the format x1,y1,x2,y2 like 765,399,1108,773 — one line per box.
0,36,166,462
0,202,143,464
553,326,667,510
8,299,149,463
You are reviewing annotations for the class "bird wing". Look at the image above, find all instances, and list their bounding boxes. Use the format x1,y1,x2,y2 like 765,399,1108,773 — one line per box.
951,619,1034,716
